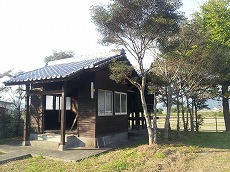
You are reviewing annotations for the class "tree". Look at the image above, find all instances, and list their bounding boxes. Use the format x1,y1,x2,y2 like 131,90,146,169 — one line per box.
44,50,75,63
152,56,182,137
0,70,12,94
9,85,25,136
199,0,230,47
155,20,213,132
196,0,230,131
91,0,183,144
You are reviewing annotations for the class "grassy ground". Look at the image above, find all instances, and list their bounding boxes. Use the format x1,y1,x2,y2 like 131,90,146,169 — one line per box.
0,131,230,172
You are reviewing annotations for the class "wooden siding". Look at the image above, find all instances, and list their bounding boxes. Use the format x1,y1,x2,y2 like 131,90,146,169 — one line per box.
95,67,127,92
95,67,129,137
96,115,128,137
29,65,137,138
75,72,96,138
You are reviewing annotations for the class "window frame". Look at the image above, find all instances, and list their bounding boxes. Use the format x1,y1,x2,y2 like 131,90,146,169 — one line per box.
45,95,71,111
98,89,113,116
55,96,71,110
114,91,127,115
45,95,54,110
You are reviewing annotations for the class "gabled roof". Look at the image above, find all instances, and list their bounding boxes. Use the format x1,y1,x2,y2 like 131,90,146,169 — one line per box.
5,49,126,86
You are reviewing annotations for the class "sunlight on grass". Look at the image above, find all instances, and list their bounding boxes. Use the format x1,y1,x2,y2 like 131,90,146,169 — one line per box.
0,131,230,171
154,151,166,158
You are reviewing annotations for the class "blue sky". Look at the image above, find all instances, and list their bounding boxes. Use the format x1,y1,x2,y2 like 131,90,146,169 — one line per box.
0,0,206,74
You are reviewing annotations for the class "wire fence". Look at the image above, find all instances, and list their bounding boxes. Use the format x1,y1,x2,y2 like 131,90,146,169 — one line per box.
0,122,24,139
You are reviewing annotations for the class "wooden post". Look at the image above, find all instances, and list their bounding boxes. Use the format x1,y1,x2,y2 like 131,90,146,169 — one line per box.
135,111,140,130
58,82,67,151
132,112,134,129
42,95,46,133
141,112,145,129
22,84,31,146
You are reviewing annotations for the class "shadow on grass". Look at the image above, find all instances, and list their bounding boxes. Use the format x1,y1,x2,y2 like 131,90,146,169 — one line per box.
173,131,230,150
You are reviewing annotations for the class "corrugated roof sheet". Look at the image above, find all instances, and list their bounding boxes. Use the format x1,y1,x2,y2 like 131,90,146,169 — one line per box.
5,50,126,85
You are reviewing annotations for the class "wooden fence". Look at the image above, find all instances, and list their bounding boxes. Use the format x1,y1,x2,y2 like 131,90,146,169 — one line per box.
128,113,225,132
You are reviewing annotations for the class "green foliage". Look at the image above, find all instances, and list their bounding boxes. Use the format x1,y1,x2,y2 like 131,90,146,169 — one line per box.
171,107,178,113
0,109,23,139
194,0,230,130
109,60,135,83
91,0,183,58
199,0,230,47
44,50,75,63
154,151,166,158
91,0,183,144
158,108,163,114
193,0,230,85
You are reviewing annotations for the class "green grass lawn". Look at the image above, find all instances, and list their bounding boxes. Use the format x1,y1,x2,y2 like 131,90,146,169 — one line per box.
1,131,230,172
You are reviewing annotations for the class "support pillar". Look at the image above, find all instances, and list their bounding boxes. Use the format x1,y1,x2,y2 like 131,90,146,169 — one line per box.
58,82,67,151
22,84,31,146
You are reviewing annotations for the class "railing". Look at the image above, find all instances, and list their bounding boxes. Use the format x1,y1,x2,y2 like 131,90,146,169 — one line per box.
156,116,225,132
128,113,225,132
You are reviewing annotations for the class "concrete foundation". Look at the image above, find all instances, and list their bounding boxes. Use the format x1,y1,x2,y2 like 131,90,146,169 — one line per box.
22,141,31,146
97,132,128,147
58,144,66,151
30,131,128,148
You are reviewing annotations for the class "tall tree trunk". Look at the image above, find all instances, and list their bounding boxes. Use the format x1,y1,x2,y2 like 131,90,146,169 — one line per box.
164,85,172,139
222,84,230,131
185,96,189,131
190,98,194,132
176,96,180,132
140,87,154,145
181,97,186,131
153,91,158,144
194,100,199,131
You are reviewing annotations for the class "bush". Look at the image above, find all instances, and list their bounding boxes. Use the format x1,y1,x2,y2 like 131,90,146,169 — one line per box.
0,108,23,139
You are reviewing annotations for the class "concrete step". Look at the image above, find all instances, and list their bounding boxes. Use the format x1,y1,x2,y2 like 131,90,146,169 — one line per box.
31,133,61,142
0,151,31,164
30,140,59,149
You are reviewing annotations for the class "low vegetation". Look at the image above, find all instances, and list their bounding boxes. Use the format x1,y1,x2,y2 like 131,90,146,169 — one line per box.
0,131,230,171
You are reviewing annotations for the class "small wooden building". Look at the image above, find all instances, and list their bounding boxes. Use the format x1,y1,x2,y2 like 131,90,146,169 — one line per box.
5,50,144,150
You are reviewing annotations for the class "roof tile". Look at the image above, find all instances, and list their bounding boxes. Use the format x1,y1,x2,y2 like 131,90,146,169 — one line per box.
5,50,125,85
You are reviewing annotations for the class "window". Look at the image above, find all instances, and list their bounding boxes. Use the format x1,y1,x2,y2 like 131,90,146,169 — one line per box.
114,92,127,115
98,89,113,116
46,95,71,110
46,95,53,110
55,96,71,110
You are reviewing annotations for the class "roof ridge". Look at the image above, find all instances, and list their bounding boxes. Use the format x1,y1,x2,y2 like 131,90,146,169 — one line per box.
47,49,125,67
